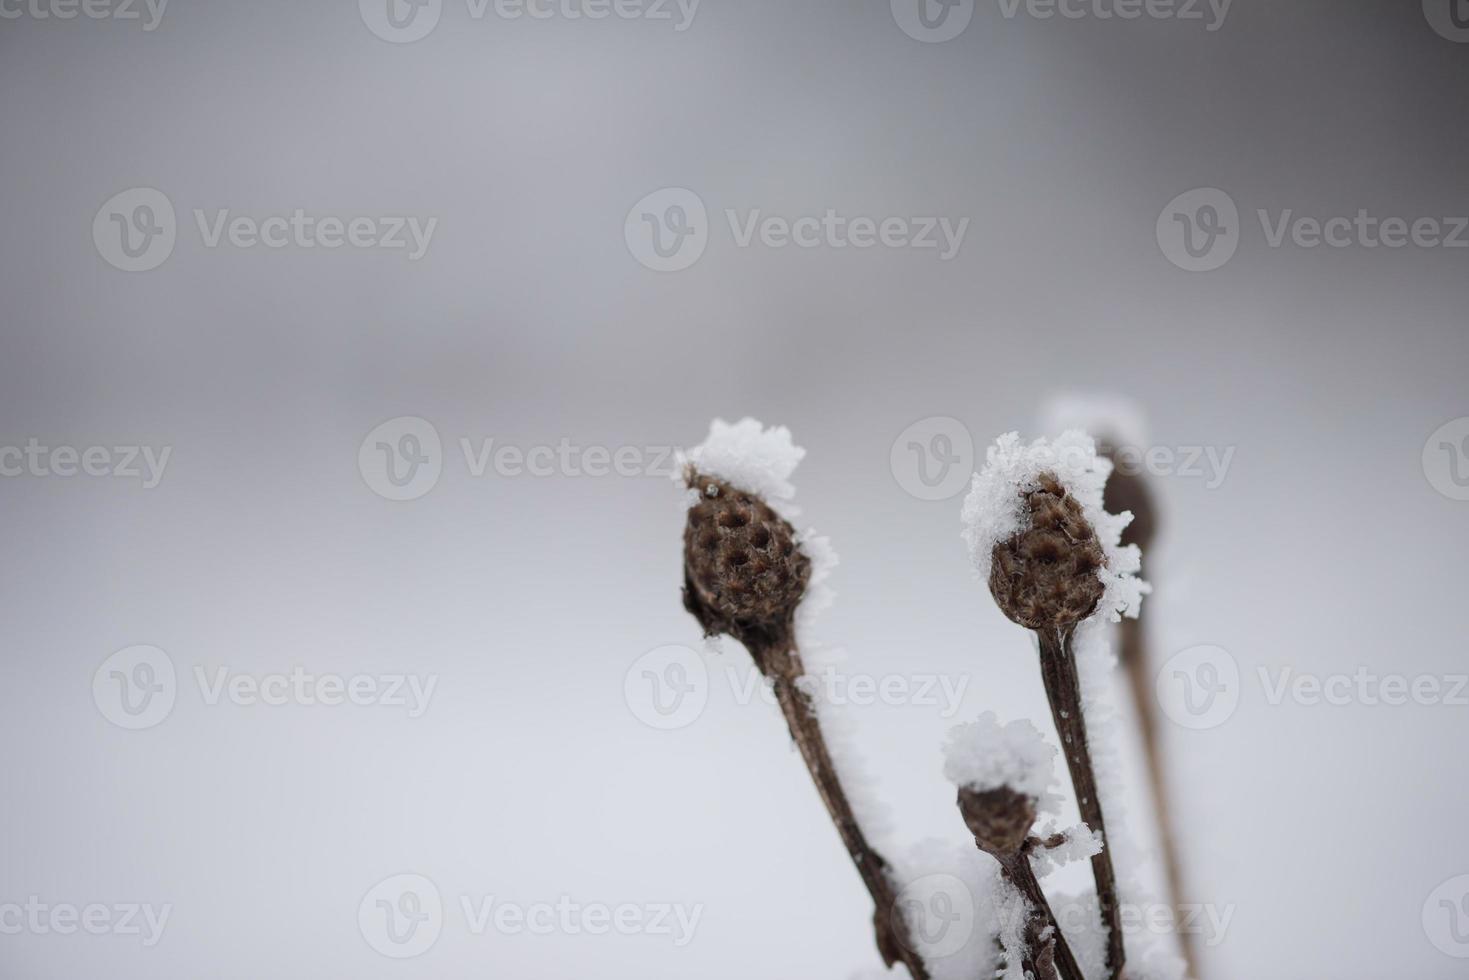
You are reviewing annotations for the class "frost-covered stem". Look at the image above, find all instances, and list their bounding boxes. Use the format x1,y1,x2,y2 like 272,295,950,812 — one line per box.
997,852,1085,980
753,636,931,980
1036,625,1125,980
1120,617,1196,974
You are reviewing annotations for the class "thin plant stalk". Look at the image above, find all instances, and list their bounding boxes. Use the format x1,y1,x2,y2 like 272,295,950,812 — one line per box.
754,636,932,980
996,851,1086,980
1036,625,1124,979
1120,616,1196,973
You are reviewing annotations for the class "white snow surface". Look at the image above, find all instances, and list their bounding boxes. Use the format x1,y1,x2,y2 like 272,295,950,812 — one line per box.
1028,823,1105,879
942,712,1059,811
889,839,1008,980
676,417,806,519
959,430,1148,622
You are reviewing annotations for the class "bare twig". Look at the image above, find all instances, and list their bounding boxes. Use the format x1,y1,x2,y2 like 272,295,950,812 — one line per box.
1036,624,1124,979
754,636,931,980
1104,447,1197,975
997,851,1086,980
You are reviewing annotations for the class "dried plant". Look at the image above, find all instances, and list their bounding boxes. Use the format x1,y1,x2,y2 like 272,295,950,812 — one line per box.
1101,443,1196,975
983,472,1128,978
672,421,1174,980
680,464,930,980
956,786,1085,980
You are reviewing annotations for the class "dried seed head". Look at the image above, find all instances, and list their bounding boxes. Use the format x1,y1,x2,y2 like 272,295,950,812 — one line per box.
1099,442,1156,556
682,469,811,653
988,472,1106,630
956,785,1038,858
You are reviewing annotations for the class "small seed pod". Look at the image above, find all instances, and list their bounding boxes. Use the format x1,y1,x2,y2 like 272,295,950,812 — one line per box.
682,469,811,653
956,785,1038,859
988,473,1106,631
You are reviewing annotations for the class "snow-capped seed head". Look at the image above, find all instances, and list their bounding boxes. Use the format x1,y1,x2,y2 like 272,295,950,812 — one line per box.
682,468,811,652
988,472,1106,631
961,431,1148,625
943,712,1057,808
956,785,1038,858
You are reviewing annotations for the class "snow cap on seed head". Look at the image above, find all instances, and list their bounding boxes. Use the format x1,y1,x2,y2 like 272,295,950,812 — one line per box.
678,419,814,654
960,431,1147,626
675,417,805,520
944,713,1059,856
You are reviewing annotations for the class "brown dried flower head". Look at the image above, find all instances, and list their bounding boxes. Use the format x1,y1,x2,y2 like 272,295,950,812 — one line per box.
956,785,1038,858
682,468,811,653
989,472,1106,630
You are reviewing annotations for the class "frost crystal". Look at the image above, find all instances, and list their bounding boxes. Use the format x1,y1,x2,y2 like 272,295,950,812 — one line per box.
1028,823,1105,879
959,430,1148,622
942,712,1059,810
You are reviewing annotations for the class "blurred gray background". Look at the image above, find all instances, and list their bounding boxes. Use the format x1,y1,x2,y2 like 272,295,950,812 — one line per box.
2,0,1468,977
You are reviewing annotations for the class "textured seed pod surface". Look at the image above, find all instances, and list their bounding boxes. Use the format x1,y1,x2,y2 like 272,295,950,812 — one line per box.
682,471,810,649
989,472,1106,630
957,785,1038,858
